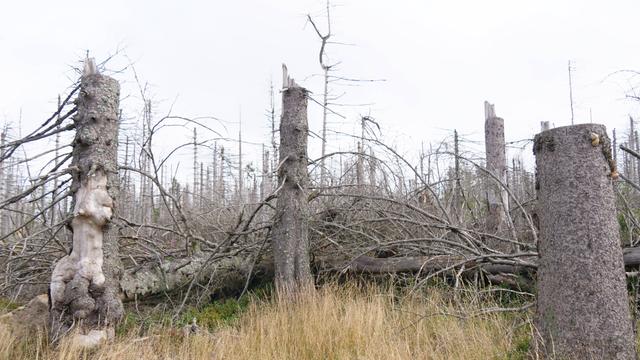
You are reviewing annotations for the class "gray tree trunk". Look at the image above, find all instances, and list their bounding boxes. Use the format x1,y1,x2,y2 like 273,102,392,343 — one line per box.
219,146,225,204
192,127,198,209
320,66,329,186
484,102,509,242
635,130,639,183
533,124,635,359
271,70,312,293
630,117,636,182
452,129,463,222
0,128,5,235
261,146,271,200
238,118,243,204
49,59,124,345
368,149,377,189
356,141,364,188
212,142,218,203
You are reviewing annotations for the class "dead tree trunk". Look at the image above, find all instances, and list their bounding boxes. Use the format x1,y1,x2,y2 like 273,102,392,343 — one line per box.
452,129,463,222
238,116,243,204
261,146,271,200
219,146,225,204
191,127,198,208
369,149,377,189
356,141,364,188
49,59,124,345
484,102,509,240
533,124,635,359
630,117,636,183
271,67,312,293
0,128,6,235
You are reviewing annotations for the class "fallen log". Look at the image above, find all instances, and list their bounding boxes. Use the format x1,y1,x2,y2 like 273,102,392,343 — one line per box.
121,254,212,300
120,254,273,301
117,246,640,300
318,254,536,290
6,246,640,328
624,246,640,267
321,255,531,275
323,246,640,274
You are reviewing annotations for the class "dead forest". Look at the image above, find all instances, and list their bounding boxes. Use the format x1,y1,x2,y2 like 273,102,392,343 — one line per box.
1,55,640,358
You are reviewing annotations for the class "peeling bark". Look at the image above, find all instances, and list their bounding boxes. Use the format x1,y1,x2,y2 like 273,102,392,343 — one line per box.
533,124,636,359
49,59,124,342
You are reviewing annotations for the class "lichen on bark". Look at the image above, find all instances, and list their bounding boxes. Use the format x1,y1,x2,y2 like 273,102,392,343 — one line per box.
533,124,636,359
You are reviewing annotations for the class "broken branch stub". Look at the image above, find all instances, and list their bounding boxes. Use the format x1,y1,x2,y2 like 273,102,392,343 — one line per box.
533,124,636,359
49,58,124,342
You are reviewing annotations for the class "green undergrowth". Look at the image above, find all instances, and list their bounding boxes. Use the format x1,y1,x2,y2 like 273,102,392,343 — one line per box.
181,296,250,329
0,298,20,313
117,283,274,336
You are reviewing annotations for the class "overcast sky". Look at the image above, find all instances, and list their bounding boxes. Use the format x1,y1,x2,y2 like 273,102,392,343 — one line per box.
2,0,640,173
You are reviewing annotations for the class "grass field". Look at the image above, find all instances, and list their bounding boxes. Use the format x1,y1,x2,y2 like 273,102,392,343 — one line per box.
0,283,545,360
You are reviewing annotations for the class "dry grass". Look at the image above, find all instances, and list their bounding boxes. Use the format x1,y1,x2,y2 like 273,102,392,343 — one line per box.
0,284,533,360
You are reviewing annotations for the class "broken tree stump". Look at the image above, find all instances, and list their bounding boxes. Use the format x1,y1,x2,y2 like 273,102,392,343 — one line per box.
49,58,124,345
533,124,635,359
484,101,509,240
271,66,313,294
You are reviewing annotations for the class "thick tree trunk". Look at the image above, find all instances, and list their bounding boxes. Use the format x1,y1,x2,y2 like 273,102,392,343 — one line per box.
484,101,508,239
49,59,124,345
271,69,313,293
533,124,635,359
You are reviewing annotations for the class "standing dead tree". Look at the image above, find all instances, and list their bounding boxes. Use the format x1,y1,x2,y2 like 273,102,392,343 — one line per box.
49,58,124,346
533,124,635,358
483,101,508,239
307,2,334,186
271,67,313,294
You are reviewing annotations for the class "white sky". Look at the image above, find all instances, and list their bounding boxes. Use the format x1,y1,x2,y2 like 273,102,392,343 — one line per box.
2,0,640,176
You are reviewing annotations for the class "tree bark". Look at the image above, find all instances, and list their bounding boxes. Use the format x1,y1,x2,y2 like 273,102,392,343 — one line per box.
49,59,124,344
271,70,313,293
533,124,635,359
